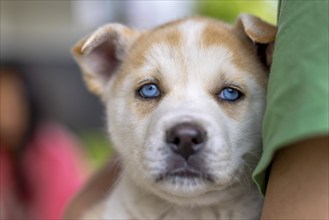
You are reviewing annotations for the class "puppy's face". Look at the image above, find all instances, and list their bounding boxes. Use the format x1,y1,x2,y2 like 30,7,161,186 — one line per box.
73,15,276,206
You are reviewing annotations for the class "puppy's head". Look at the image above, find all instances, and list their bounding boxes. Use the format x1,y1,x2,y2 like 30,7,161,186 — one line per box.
73,15,276,206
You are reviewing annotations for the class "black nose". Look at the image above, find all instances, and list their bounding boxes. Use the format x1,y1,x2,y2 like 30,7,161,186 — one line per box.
166,123,206,161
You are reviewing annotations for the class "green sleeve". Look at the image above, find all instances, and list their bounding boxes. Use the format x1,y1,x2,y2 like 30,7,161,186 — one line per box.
253,0,329,195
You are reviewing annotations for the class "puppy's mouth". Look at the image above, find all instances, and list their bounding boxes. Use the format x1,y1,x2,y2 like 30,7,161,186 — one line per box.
169,168,201,178
155,156,214,183
156,167,213,182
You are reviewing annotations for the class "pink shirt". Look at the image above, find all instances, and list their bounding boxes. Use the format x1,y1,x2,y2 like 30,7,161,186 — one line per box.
0,123,88,219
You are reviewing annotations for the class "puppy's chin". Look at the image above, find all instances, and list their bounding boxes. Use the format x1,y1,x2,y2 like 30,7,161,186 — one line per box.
141,172,226,206
148,177,233,207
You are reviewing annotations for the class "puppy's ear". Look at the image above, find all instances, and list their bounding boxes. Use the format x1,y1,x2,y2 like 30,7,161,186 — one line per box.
235,14,277,68
72,24,140,96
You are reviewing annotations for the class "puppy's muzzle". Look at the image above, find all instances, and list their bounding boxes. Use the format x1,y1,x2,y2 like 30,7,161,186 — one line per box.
156,122,213,182
166,123,207,161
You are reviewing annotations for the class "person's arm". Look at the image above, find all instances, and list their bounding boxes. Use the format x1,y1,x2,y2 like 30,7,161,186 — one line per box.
261,136,328,219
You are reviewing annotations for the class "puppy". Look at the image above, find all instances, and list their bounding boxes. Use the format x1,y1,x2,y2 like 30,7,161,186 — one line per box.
70,14,276,219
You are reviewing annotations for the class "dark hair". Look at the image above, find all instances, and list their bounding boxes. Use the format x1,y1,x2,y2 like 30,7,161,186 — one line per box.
0,60,42,146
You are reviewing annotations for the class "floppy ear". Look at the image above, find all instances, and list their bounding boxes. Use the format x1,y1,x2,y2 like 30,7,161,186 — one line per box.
235,14,277,68
72,24,140,96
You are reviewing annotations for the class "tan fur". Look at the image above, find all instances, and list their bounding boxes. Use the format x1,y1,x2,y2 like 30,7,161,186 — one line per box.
112,27,182,93
202,22,250,66
111,17,267,121
203,20,269,90
236,14,276,44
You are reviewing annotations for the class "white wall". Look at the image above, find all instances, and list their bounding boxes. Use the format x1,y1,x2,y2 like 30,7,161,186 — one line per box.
0,1,195,62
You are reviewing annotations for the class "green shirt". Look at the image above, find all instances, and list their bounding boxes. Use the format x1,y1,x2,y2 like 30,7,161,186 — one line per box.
253,0,329,195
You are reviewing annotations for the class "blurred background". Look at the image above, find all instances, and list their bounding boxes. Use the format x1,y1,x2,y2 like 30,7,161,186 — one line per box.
0,1,277,219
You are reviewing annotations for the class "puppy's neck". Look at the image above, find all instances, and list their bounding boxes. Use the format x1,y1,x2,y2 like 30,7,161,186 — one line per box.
101,174,175,219
103,174,262,219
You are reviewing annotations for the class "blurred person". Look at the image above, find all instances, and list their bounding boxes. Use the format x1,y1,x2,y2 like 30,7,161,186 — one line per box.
0,62,90,219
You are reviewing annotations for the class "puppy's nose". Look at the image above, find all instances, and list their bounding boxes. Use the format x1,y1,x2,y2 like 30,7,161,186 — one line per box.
166,123,206,161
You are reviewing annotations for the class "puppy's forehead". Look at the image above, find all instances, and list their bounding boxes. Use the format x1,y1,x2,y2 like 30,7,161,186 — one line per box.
119,17,266,88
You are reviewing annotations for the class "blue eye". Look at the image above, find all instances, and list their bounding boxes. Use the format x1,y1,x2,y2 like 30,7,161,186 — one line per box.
219,88,242,101
138,84,160,99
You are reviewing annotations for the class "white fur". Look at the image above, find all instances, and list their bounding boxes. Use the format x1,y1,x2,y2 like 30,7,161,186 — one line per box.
79,18,268,219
